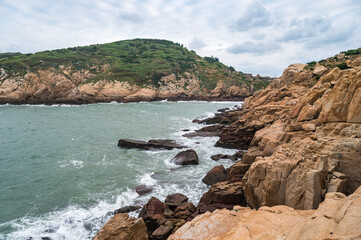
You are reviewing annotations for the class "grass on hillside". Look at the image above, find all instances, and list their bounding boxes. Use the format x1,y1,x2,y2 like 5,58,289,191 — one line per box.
0,39,254,90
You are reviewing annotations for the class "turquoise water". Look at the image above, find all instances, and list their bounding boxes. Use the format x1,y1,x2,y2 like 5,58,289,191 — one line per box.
0,101,240,240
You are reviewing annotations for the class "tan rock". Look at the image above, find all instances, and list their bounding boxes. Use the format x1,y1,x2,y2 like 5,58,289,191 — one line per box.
301,123,316,131
319,68,361,123
313,63,327,76
297,103,318,121
170,186,361,240
93,213,148,240
125,88,157,101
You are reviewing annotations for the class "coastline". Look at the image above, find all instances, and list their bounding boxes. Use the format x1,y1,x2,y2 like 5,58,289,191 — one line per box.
94,61,361,239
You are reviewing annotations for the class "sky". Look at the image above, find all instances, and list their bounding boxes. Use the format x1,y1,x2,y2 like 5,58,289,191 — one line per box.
1,0,360,76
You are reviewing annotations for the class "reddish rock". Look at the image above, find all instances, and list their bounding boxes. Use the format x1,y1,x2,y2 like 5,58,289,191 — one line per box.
198,181,246,208
202,165,227,186
135,185,153,195
139,197,165,233
165,193,188,208
151,225,173,240
226,162,251,183
174,202,196,213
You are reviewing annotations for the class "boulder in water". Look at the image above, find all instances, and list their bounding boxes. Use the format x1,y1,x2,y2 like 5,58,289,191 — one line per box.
171,149,199,165
118,139,186,150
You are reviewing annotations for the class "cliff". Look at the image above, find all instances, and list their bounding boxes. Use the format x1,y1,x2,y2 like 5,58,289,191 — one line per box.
168,49,361,239
0,39,271,104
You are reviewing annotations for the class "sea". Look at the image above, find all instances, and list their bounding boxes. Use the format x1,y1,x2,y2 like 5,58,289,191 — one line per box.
0,101,241,240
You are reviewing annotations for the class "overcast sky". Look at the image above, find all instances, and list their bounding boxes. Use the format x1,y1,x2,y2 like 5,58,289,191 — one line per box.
1,0,360,76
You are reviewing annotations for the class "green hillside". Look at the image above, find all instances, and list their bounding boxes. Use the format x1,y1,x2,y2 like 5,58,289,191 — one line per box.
0,39,266,91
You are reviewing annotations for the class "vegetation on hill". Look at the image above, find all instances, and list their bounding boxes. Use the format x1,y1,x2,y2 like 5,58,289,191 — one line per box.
305,47,361,71
0,39,268,91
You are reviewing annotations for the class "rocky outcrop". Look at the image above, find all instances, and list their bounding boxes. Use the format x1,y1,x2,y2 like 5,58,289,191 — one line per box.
202,165,227,186
169,186,361,240
198,181,246,208
137,193,197,240
117,139,185,150
196,62,361,212
93,213,148,240
0,66,266,104
171,149,199,165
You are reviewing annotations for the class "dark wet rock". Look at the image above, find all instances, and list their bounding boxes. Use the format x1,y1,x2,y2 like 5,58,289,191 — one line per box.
151,225,173,240
217,107,230,112
183,124,223,138
114,205,142,214
139,197,166,233
165,193,188,208
41,237,51,240
198,204,235,214
198,181,246,208
182,129,190,132
118,139,185,150
135,185,153,195
226,162,251,183
175,202,196,214
164,209,174,218
210,154,239,161
171,149,199,165
202,165,227,186
183,131,219,138
211,154,223,161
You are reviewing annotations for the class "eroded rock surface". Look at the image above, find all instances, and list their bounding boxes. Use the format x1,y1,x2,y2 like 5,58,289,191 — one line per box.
169,186,361,240
93,213,148,240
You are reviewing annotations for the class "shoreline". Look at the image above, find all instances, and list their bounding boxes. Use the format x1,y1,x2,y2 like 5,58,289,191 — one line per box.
0,96,246,106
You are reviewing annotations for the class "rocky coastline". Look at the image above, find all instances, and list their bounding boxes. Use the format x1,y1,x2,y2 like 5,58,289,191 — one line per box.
94,52,361,239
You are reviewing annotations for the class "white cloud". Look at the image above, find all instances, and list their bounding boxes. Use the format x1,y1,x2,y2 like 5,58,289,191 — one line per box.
0,0,360,76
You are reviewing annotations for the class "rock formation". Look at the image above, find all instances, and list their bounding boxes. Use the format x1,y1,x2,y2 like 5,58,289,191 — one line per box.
169,186,361,240
93,213,148,240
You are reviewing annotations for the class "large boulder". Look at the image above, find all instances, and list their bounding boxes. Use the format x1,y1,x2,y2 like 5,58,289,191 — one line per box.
202,165,227,186
198,181,246,208
118,139,185,150
93,213,148,240
171,149,199,165
138,197,166,233
165,193,188,209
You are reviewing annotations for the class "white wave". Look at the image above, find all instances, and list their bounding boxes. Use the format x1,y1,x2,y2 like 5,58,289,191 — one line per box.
0,189,138,240
137,172,157,186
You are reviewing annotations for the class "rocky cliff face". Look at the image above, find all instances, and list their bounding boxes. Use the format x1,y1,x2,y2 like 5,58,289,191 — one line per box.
0,67,256,104
167,52,361,239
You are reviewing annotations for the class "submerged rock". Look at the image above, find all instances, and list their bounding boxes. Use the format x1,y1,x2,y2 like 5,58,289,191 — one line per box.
114,205,141,214
135,185,153,195
118,139,185,150
93,213,148,240
171,149,199,165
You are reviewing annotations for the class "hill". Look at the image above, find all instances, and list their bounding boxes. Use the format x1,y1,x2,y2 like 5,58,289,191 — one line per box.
0,39,272,104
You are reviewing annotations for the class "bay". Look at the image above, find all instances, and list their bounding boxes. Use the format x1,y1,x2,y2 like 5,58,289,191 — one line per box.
0,101,240,240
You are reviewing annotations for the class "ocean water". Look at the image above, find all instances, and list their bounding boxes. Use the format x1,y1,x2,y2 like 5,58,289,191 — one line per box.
0,101,241,240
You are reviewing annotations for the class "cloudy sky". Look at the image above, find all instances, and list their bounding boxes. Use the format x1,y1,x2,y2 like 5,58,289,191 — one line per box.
1,0,360,76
